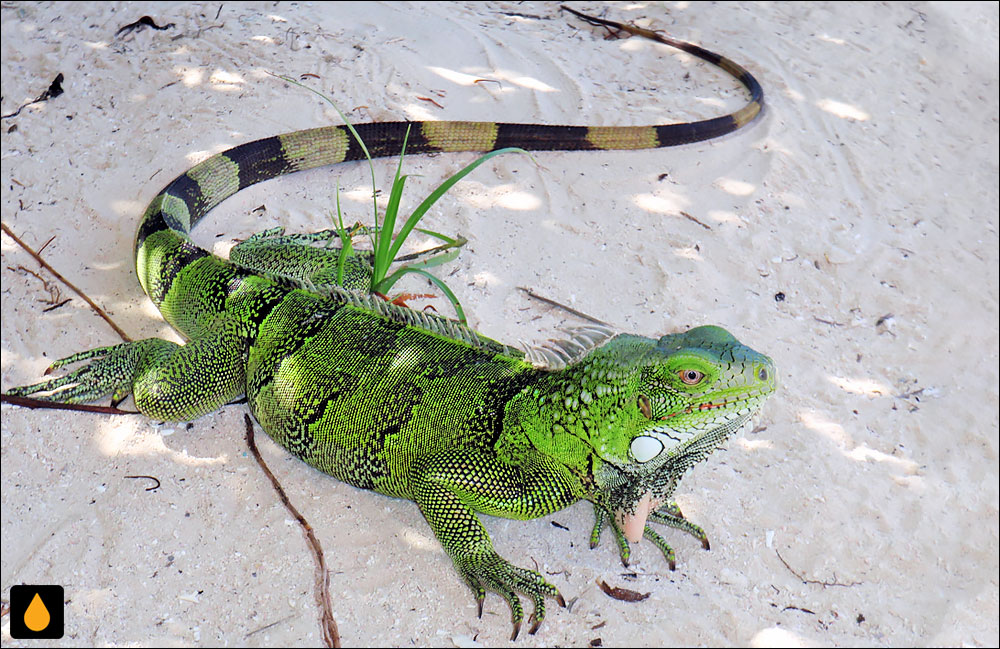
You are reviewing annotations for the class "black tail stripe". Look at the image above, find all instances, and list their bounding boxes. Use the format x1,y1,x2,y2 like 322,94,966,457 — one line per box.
234,137,296,190
494,124,596,151
656,116,739,147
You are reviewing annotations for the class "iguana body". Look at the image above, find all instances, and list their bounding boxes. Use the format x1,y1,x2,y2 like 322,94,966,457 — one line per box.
5,9,775,638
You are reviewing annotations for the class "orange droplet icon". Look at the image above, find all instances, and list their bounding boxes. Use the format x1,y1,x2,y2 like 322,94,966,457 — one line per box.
24,592,51,632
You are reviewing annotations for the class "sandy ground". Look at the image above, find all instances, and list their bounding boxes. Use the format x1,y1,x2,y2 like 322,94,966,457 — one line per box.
2,2,997,647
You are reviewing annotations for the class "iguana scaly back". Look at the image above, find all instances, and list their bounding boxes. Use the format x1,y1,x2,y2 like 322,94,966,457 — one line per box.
5,8,775,639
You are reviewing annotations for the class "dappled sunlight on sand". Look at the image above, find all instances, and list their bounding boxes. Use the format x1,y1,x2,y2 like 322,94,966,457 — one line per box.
673,246,703,261
634,191,690,215
816,98,870,121
828,375,892,397
798,410,853,447
714,177,756,196
175,66,205,87
401,527,440,552
799,409,919,476
751,626,812,648
426,65,558,93
94,418,227,467
735,437,774,451
449,180,542,211
111,199,145,218
209,69,245,91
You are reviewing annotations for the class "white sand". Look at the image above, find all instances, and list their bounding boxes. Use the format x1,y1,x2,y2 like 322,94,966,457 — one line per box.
2,2,997,646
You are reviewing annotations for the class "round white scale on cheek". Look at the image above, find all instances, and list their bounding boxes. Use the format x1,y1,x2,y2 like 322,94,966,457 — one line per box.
613,436,668,543
630,435,664,463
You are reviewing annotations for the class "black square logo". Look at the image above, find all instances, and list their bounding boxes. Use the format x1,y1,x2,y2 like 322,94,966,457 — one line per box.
10,585,65,639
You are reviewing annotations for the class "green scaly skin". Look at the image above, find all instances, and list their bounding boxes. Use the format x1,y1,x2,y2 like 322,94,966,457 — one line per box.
4,8,775,638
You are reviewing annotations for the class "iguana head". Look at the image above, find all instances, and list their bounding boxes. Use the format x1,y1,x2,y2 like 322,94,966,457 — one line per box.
511,325,776,541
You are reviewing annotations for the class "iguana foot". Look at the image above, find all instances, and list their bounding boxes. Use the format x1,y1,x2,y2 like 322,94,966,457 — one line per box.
230,225,465,296
641,526,677,570
412,451,577,637
5,343,152,406
230,225,376,292
456,550,564,640
238,224,374,247
649,503,711,551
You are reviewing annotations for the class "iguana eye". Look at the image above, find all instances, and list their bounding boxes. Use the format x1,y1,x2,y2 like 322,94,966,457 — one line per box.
637,394,652,419
679,369,704,385
759,368,769,381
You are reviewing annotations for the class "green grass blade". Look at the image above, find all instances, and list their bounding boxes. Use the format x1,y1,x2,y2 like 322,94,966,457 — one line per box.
387,147,527,263
373,125,412,285
333,180,353,286
397,247,463,272
374,173,407,282
392,235,467,265
376,267,467,323
414,227,465,247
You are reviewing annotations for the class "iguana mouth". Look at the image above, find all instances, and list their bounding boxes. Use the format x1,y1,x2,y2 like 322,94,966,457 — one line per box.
661,385,775,420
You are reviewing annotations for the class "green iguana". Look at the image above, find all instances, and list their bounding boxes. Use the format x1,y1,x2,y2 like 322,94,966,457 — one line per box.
4,8,776,639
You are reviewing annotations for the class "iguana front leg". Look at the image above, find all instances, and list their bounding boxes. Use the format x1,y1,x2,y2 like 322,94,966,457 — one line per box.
410,451,577,639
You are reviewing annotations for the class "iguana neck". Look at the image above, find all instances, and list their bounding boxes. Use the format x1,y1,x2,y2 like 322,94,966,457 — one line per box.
498,335,653,484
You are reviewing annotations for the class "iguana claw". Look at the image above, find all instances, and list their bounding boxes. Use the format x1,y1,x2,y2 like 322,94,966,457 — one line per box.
455,549,562,639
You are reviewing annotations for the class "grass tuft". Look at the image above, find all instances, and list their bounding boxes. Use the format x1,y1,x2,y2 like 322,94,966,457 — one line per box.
278,74,526,323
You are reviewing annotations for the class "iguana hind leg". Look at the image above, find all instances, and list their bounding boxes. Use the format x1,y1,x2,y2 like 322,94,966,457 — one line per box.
229,226,376,293
6,323,246,421
231,226,467,296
